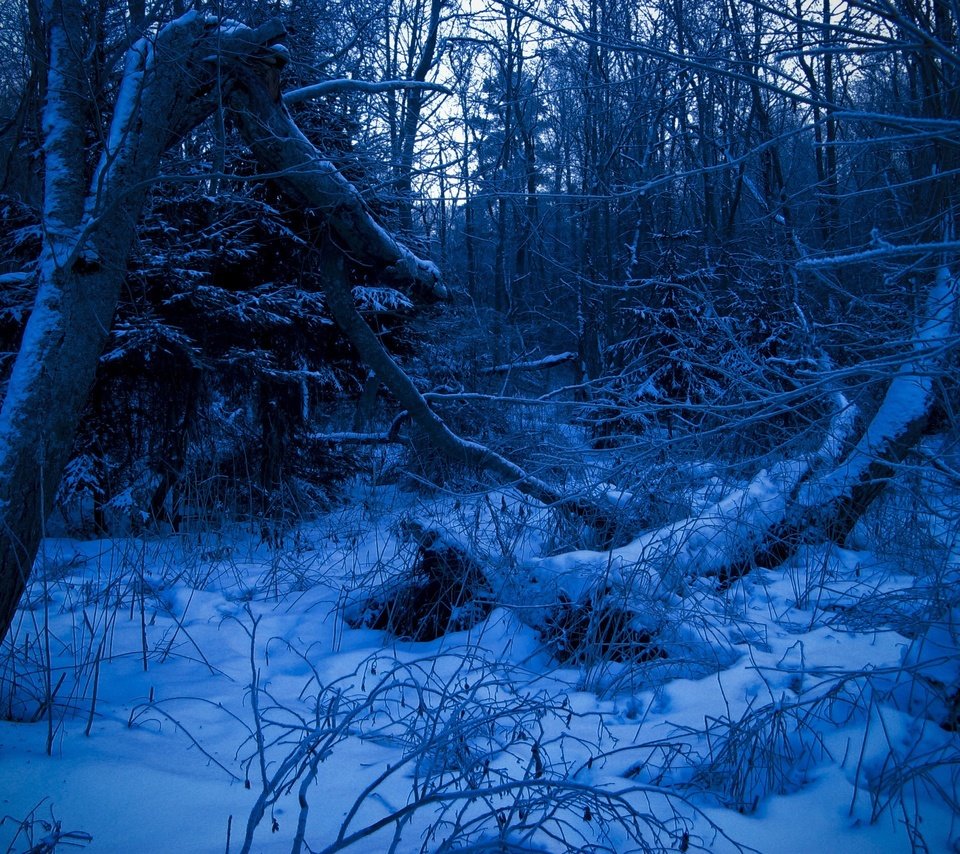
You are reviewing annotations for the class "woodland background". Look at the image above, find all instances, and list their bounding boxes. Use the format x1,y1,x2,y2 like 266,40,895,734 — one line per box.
0,0,958,851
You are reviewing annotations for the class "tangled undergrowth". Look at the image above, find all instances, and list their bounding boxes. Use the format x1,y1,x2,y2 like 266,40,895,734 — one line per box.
0,441,958,853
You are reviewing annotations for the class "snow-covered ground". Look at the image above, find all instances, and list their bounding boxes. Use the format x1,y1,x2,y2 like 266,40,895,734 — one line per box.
0,478,957,853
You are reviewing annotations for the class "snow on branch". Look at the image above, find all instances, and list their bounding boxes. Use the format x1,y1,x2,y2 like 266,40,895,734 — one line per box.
284,78,452,106
307,431,408,446
352,286,413,313
87,35,152,214
421,391,565,407
831,110,960,130
0,273,33,287
479,352,577,375
797,240,960,268
227,60,445,301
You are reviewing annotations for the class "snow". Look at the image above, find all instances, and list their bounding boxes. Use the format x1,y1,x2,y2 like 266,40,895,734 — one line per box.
85,38,151,218
283,78,451,107
0,265,66,472
514,459,811,610
800,268,957,506
106,41,151,164
351,286,413,313
0,273,32,287
1,472,956,854
40,12,85,239
483,352,577,374
4,272,955,852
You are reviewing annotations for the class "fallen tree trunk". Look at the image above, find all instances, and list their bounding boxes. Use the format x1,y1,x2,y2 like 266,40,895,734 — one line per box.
719,267,958,581
355,271,956,662
515,270,955,614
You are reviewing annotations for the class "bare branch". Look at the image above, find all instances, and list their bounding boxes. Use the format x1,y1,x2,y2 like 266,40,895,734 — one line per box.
283,78,452,106
479,352,577,375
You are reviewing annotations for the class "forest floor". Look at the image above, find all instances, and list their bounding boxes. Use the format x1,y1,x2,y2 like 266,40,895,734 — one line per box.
0,452,958,853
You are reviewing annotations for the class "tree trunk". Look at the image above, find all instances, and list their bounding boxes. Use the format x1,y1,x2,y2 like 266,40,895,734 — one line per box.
225,57,443,301
394,0,443,233
313,241,611,530
225,59,620,536
0,13,290,643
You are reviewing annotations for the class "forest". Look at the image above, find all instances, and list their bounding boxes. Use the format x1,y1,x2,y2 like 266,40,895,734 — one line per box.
0,0,957,850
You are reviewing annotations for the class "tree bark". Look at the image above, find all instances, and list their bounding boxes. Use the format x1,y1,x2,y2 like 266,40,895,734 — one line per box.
0,13,292,643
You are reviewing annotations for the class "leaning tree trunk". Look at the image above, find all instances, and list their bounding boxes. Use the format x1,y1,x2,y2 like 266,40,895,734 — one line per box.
0,12,395,644
225,62,620,537
0,9,255,641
